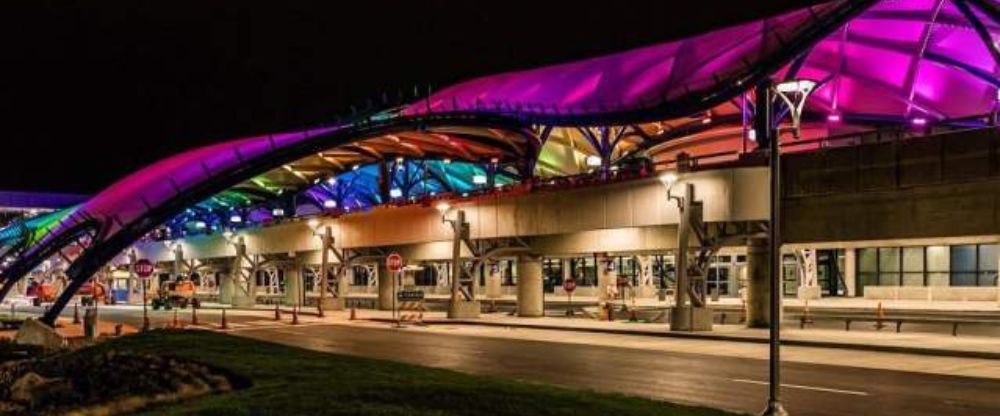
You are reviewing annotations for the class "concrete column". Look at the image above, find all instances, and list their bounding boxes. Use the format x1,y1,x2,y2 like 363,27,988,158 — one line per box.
597,256,615,301
230,238,255,308
283,265,303,306
516,255,544,317
377,261,394,310
746,237,771,328
844,248,857,297
219,271,234,304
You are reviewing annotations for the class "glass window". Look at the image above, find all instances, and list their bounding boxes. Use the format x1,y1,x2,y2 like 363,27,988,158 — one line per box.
902,247,924,286
878,247,901,286
978,245,998,286
857,248,878,293
951,245,977,286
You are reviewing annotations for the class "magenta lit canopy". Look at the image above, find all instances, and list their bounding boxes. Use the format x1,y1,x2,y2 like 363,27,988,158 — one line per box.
8,0,1000,323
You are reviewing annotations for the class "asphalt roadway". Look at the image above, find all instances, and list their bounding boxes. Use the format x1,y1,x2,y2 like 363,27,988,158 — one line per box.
25,305,1000,415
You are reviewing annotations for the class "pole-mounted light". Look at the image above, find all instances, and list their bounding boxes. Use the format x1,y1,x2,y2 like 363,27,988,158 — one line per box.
774,79,817,138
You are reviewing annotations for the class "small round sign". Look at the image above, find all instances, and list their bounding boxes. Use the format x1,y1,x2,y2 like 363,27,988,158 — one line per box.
134,259,155,278
386,252,404,272
562,278,577,293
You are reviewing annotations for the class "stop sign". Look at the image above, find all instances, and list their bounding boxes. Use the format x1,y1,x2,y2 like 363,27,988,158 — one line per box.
562,278,577,293
134,259,155,278
386,252,403,272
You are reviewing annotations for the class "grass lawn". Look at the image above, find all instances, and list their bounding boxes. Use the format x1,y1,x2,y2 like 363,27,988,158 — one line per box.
89,330,736,416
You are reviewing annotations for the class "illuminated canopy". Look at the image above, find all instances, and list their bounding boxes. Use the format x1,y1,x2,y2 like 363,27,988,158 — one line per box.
7,0,1000,324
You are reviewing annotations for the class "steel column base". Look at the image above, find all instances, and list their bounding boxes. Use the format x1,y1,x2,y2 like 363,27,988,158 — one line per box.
760,400,789,416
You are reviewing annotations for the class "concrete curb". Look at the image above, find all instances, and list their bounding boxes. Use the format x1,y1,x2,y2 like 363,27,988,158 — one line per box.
368,317,1000,361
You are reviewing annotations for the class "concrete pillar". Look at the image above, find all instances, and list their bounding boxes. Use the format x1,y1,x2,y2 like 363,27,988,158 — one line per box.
746,237,771,328
377,261,394,311
516,255,544,317
844,248,857,297
283,265,303,306
230,238,255,308
597,256,615,301
219,271,234,304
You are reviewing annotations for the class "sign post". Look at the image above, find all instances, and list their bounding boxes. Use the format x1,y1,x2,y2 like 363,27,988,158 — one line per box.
563,278,577,317
386,252,403,326
134,259,155,331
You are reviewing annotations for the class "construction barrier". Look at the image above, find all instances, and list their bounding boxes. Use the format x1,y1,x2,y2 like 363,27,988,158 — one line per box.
397,301,425,325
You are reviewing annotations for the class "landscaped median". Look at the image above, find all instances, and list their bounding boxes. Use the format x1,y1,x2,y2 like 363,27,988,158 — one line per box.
7,329,736,415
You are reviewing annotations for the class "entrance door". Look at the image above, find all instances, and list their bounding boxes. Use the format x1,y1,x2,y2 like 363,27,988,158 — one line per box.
816,250,845,296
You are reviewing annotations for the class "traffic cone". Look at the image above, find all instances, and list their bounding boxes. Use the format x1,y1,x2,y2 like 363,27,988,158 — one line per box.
220,308,229,330
73,303,81,324
291,305,300,325
317,301,324,318
191,306,199,326
349,306,356,321
274,304,281,321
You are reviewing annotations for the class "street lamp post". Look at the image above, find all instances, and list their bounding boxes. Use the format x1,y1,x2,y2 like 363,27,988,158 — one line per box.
760,79,816,416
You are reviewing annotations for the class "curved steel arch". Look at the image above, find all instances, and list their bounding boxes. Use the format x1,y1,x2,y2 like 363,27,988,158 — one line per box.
38,114,535,324
0,219,99,303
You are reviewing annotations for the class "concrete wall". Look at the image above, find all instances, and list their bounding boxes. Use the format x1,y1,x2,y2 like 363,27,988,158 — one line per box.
783,128,1000,244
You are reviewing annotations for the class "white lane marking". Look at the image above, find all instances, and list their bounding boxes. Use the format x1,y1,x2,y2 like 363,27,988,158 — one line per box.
730,378,869,396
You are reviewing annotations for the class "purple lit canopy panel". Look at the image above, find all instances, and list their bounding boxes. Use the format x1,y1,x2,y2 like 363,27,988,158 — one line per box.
403,1,862,124
797,0,1000,121
406,0,1000,125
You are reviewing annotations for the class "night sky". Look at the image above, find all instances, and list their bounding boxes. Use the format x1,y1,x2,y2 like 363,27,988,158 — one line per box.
0,0,814,194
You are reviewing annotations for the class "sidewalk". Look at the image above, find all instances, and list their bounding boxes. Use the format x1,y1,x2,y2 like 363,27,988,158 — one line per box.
354,309,1000,360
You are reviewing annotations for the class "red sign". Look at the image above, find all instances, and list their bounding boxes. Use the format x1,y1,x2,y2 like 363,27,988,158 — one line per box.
134,259,155,278
386,252,404,272
562,278,577,293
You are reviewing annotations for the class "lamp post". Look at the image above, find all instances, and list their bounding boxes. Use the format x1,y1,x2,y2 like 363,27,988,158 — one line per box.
759,79,816,416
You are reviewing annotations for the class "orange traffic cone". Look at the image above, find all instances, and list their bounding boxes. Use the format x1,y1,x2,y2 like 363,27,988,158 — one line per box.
73,303,81,324
220,308,229,330
191,306,199,326
274,304,281,321
291,305,300,325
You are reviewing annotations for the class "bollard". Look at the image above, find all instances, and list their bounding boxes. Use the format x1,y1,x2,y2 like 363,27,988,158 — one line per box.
114,323,123,337
875,301,886,331
83,307,97,339
317,301,324,318
73,303,81,324
172,308,180,329
291,305,300,325
220,308,229,330
274,304,281,321
350,306,356,320
191,306,199,326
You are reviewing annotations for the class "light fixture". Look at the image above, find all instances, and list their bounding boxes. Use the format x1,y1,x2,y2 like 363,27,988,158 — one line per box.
395,156,404,164
472,175,487,185
326,177,337,185
352,164,360,171
389,188,403,198
701,117,712,125
774,79,818,138
272,208,286,217
659,172,679,188
163,240,173,248
307,218,320,229
193,221,207,229
323,199,337,209
747,129,757,141
775,79,817,94
229,214,242,223
490,157,499,164
461,192,469,197
911,117,928,126
827,114,841,122
435,201,451,215
443,158,452,164
585,155,602,167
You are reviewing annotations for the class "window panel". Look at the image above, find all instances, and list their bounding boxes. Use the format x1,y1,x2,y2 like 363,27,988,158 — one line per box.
951,245,977,286
926,246,949,272
879,247,900,272
858,248,878,273
978,245,998,272
902,247,924,272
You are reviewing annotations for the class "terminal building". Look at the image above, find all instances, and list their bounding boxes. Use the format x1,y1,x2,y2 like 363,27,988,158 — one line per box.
3,0,1000,326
